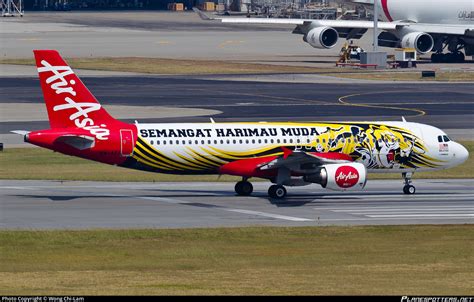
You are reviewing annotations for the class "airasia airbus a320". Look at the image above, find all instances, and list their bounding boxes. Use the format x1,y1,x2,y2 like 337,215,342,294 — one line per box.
13,50,469,199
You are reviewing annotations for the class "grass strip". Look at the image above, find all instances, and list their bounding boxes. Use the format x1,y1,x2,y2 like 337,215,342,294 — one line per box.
1,225,472,295
2,57,473,81
0,57,334,75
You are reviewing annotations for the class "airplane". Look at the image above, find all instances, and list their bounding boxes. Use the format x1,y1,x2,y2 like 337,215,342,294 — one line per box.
194,0,474,63
12,50,469,199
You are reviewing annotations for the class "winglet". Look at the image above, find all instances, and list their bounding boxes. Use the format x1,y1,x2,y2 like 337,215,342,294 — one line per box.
193,7,215,20
281,147,293,159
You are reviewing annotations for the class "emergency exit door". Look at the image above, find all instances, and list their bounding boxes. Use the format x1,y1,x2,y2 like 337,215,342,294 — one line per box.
120,129,134,157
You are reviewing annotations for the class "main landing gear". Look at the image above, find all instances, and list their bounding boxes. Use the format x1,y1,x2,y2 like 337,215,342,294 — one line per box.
235,178,253,196
234,179,288,199
402,172,416,195
431,52,465,63
268,185,287,199
234,168,290,199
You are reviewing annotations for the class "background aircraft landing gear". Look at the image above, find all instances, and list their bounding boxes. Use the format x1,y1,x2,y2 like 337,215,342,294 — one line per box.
402,172,416,195
235,179,253,196
431,52,465,63
268,185,287,199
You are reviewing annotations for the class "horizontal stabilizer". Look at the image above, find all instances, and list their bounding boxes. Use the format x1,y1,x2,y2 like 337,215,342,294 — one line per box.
55,135,95,150
11,130,30,136
192,7,215,20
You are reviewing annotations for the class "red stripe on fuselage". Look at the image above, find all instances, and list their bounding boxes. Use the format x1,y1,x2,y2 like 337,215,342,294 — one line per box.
381,0,393,22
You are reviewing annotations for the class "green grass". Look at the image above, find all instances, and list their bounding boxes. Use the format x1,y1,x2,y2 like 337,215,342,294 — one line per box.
0,147,239,182
2,57,472,81
1,142,472,181
0,57,336,75
0,226,472,295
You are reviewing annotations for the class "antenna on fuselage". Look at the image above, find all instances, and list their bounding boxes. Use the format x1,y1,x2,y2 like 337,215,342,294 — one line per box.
401,116,407,122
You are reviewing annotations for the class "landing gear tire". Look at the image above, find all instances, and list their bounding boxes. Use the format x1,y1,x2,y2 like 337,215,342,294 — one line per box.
235,181,253,196
403,185,416,195
431,53,442,63
268,185,287,199
431,52,465,63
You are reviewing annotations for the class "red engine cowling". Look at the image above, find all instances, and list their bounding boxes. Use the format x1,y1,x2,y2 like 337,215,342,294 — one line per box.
304,163,367,191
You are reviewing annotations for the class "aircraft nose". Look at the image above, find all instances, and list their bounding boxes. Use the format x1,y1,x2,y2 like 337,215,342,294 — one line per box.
453,142,469,165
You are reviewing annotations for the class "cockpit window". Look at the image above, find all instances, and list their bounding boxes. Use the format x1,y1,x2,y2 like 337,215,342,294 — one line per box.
443,135,450,142
437,136,443,143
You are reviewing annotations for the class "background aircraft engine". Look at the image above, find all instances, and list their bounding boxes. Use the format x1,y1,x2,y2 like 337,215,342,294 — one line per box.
401,32,434,54
304,26,339,49
303,163,367,191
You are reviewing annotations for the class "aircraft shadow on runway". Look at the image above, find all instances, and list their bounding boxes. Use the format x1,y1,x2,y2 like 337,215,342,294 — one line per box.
9,194,131,202
10,191,455,208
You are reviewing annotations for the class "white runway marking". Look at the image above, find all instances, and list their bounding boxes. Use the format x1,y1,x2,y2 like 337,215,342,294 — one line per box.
317,194,474,201
320,217,473,221
320,202,473,220
367,214,474,218
330,207,474,212
225,209,313,222
140,196,313,222
0,186,35,190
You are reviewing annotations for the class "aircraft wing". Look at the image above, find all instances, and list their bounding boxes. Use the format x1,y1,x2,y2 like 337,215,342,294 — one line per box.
222,18,398,30
193,8,395,29
399,23,473,36
194,8,473,37
258,148,353,171
219,146,353,178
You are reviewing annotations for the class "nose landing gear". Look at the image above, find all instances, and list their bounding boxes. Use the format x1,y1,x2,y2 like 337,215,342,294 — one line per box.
402,172,416,194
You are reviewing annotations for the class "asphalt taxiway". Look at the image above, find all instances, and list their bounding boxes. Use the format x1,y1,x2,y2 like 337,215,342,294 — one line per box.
1,76,473,133
1,179,472,229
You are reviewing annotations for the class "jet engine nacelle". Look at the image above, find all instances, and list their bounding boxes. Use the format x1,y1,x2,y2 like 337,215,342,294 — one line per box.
304,26,339,49
401,32,434,54
303,163,367,191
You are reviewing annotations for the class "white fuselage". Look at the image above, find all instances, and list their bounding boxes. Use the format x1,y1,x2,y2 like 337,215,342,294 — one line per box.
376,0,474,24
133,121,468,175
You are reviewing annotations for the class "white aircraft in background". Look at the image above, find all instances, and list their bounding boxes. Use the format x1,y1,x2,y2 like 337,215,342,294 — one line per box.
13,50,469,199
194,0,474,63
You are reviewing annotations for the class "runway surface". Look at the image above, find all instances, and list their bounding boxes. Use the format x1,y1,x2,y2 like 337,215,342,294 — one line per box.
1,179,472,229
1,76,473,135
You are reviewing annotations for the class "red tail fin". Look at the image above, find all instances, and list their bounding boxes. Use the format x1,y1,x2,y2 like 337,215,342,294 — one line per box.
34,50,116,140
